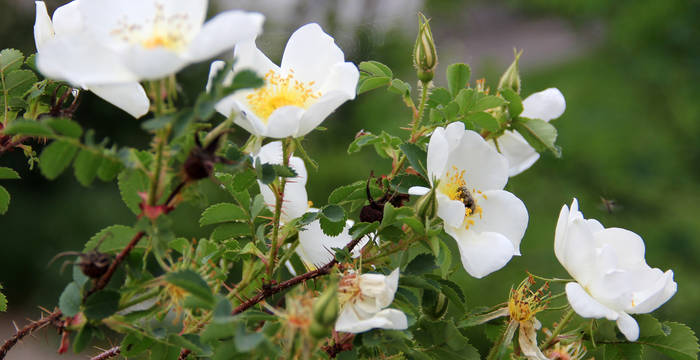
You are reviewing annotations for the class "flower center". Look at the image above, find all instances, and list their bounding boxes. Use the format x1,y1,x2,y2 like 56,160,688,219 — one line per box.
111,4,192,52
338,272,362,306
438,167,485,229
246,69,321,122
508,277,549,322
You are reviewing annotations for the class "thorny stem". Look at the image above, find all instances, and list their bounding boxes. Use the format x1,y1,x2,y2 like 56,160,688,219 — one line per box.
540,308,575,350
410,80,430,142
148,131,167,206
90,346,121,360
87,231,146,298
0,310,63,359
266,137,293,280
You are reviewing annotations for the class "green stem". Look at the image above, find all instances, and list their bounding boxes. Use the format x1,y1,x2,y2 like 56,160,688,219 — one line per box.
119,289,160,311
390,155,406,178
486,320,518,360
541,308,575,350
148,130,166,206
410,80,430,141
203,111,236,147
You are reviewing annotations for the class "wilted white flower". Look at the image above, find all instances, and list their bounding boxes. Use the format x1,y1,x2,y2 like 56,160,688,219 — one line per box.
489,88,566,176
36,0,264,116
409,122,528,278
335,268,407,333
555,198,677,341
209,23,359,138
34,1,149,118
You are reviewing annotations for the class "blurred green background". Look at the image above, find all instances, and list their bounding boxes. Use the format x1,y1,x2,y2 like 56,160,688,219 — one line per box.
0,0,698,357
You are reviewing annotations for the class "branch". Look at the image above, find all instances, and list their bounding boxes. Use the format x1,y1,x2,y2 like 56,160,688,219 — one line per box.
0,310,63,359
90,346,121,360
232,235,364,315
86,231,146,297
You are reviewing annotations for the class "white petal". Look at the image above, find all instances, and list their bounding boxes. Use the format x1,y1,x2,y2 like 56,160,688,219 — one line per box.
184,11,264,62
297,219,368,267
296,91,351,137
554,202,571,265
51,0,82,36
490,131,540,177
616,312,640,341
37,34,136,84
470,190,528,255
317,62,359,99
628,270,677,314
443,122,466,153
446,229,515,278
358,269,399,309
519,320,549,360
593,227,646,270
558,219,597,285
281,23,344,85
256,141,284,165
427,126,449,182
565,282,618,320
436,193,466,228
521,88,566,121
122,46,185,80
233,40,280,77
408,186,430,196
449,130,509,191
335,305,407,333
34,1,54,52
206,60,226,93
79,0,157,50
264,106,305,138
88,82,150,118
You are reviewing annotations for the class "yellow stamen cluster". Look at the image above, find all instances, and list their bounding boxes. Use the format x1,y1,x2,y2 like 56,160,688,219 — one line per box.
438,166,484,229
111,4,192,51
284,295,314,330
475,78,490,94
508,276,550,322
247,69,321,122
338,271,362,306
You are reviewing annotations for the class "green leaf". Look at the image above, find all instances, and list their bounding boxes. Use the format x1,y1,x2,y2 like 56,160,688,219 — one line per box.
84,225,141,253
39,140,79,179
328,181,363,204
3,119,54,136
405,253,437,275
358,76,391,94
45,117,82,138
319,215,346,237
390,174,429,193
211,223,249,241
446,63,471,97
473,95,507,112
500,88,523,117
73,325,94,353
5,70,37,96
321,204,345,222
233,322,264,352
121,333,153,357
97,156,124,181
84,290,120,320
0,49,24,73
73,149,102,186
466,112,500,132
58,282,81,317
0,286,6,312
640,322,699,360
428,87,452,107
257,162,276,185
604,343,643,360
0,167,20,180
166,270,215,306
399,143,428,179
512,117,561,156
0,186,9,215
388,79,411,97
271,164,297,178
117,169,150,214
232,169,257,192
359,61,393,77
200,203,248,226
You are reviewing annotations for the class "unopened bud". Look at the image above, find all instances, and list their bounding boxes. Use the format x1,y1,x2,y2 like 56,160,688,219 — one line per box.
413,13,438,82
414,183,438,220
310,282,339,339
498,49,522,94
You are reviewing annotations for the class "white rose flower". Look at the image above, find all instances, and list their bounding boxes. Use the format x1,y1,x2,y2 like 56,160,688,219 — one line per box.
254,141,308,223
489,88,566,176
409,122,528,278
209,23,359,138
36,0,264,115
335,268,408,333
296,216,372,268
555,198,677,341
34,1,149,118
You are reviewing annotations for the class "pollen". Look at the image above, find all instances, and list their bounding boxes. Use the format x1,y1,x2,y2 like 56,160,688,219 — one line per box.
110,3,191,52
438,166,483,229
246,69,321,122
508,277,550,322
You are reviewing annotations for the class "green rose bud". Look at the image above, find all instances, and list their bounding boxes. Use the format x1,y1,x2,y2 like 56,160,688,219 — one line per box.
413,13,438,82
414,182,438,220
498,49,522,94
422,289,449,320
310,282,339,339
